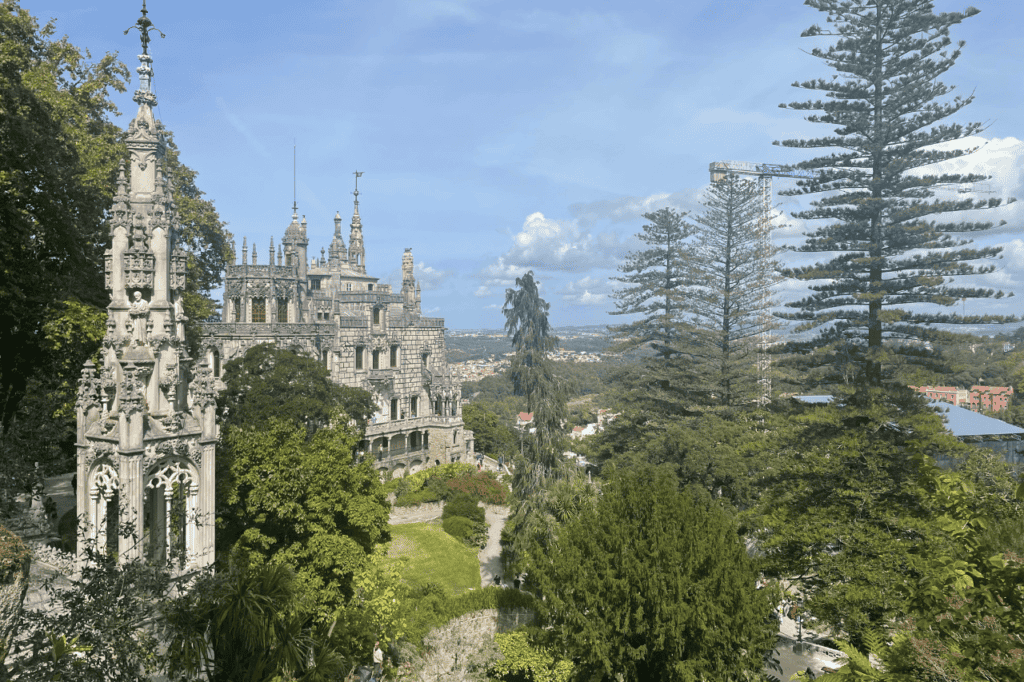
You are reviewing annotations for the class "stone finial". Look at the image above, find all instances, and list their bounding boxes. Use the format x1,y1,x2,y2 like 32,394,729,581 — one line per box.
124,1,164,56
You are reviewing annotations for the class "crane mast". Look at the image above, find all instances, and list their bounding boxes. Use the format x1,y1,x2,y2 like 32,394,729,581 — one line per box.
708,162,813,405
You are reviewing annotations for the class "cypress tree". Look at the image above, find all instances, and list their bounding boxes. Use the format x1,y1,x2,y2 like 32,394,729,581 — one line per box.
503,270,566,465
777,0,1015,386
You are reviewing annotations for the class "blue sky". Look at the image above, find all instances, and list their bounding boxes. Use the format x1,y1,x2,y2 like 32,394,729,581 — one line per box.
28,0,1024,330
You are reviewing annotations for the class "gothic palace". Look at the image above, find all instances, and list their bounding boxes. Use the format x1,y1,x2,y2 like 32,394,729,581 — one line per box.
201,194,473,474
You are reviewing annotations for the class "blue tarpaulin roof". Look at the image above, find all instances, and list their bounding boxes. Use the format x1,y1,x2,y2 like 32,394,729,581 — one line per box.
927,400,1024,438
793,395,1023,439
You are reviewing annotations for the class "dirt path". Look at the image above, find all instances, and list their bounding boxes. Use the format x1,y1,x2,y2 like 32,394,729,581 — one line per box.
478,505,509,588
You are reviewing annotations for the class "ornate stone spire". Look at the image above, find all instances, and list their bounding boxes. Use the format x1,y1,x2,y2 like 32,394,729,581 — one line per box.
124,1,164,109
77,2,216,574
349,171,366,274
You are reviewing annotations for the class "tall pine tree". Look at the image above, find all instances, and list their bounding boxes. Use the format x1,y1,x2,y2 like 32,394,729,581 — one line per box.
610,208,695,358
688,175,780,405
777,0,1015,386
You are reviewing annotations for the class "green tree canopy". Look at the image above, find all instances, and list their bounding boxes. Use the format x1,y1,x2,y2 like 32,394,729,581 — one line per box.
461,402,516,459
218,343,374,437
220,417,391,619
530,464,775,682
162,558,348,682
0,2,127,435
161,132,234,356
749,388,1015,648
0,2,230,496
777,0,1015,386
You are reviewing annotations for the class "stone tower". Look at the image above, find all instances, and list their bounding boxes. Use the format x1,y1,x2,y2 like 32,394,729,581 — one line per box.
401,248,420,315
74,6,217,571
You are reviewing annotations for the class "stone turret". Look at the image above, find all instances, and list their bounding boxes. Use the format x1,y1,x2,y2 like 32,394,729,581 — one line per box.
75,5,216,573
329,211,348,269
283,208,309,271
402,248,418,315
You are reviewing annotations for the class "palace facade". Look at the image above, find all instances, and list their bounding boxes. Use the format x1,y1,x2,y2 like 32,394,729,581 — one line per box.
202,195,473,474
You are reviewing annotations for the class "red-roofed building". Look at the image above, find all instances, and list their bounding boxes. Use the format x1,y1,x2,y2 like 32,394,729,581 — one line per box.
911,385,1013,413
517,412,534,428
968,385,1014,412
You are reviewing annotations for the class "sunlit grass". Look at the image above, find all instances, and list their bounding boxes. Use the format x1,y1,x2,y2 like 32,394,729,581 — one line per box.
388,522,480,593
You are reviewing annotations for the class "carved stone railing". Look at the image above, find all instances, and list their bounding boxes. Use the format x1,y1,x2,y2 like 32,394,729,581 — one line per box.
203,322,339,337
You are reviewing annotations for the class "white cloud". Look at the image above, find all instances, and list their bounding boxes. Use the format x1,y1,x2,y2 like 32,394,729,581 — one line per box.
560,275,615,306
474,286,493,297
479,258,528,288
480,211,633,285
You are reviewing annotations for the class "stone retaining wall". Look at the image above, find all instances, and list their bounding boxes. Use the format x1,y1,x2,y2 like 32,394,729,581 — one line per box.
425,607,536,647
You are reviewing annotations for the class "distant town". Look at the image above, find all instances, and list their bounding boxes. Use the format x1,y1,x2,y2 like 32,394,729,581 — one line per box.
447,327,615,381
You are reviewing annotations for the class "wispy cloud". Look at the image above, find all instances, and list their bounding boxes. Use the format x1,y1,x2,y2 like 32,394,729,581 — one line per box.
414,261,451,290
406,0,483,23
216,97,270,159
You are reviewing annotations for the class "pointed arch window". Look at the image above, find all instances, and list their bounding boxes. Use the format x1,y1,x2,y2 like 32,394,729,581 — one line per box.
89,462,119,555
145,460,197,566
252,298,266,323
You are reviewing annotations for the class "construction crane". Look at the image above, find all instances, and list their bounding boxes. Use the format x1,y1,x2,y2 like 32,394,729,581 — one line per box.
708,161,817,405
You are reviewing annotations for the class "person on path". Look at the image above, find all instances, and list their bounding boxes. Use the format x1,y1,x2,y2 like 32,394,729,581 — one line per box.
371,640,384,680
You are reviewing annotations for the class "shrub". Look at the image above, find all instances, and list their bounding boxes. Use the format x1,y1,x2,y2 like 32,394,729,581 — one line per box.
0,525,31,583
446,470,509,505
383,463,477,496
441,515,478,544
489,630,574,682
443,493,486,526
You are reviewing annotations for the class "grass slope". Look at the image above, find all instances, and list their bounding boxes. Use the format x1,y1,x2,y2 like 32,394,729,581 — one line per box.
388,522,480,593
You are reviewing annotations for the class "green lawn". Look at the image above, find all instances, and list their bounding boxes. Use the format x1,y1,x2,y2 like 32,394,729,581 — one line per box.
388,522,480,593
